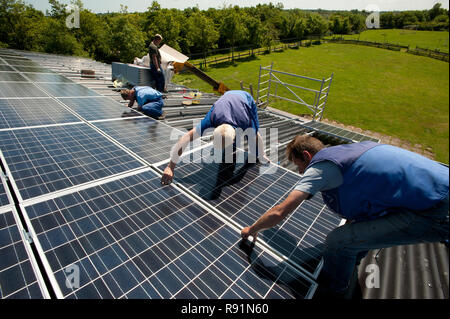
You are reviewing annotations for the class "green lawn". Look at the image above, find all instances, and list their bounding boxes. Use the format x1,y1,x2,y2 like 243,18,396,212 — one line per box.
173,43,449,163
328,29,449,52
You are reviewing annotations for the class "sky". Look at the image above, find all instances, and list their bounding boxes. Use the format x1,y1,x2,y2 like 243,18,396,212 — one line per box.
24,0,450,13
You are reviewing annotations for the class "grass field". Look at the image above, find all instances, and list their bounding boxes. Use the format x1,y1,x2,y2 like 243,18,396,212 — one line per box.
173,43,449,163
328,29,450,52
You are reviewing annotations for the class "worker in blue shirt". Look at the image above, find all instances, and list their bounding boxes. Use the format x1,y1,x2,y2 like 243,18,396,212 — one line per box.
161,90,267,185
121,86,166,120
241,134,449,298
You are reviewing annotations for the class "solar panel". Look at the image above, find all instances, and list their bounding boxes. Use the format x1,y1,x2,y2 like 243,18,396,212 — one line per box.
0,123,145,201
158,146,343,277
0,53,23,58
93,117,201,164
0,55,31,60
58,97,143,121
0,208,48,299
36,83,101,97
0,98,81,129
2,59,38,67
0,83,48,98
22,169,316,299
12,66,53,73
22,73,74,83
301,121,379,143
0,65,15,71
0,72,28,82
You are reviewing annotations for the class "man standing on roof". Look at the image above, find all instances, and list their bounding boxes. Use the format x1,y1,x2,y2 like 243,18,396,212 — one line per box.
241,135,449,298
121,86,166,120
149,34,166,93
161,90,268,185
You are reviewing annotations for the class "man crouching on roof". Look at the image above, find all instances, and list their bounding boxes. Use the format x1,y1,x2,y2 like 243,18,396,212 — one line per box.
241,134,449,298
121,86,166,120
161,90,269,185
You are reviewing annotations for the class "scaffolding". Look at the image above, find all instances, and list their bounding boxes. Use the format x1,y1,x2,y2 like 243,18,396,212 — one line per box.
256,63,333,121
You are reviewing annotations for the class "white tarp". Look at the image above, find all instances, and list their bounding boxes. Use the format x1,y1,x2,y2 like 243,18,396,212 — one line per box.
132,44,189,88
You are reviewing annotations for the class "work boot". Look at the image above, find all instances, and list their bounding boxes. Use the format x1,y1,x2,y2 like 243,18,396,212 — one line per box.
157,111,166,120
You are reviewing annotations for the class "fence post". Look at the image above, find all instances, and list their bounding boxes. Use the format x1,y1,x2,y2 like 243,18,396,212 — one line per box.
266,62,274,108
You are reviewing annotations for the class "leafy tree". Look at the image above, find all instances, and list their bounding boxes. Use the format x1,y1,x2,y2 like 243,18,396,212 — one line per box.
349,13,365,33
11,6,44,50
279,12,298,38
428,3,445,21
187,12,219,66
40,18,85,56
109,15,146,63
220,8,249,61
293,18,306,40
245,16,266,53
47,0,67,19
380,12,395,28
145,7,184,51
305,13,328,37
73,9,112,62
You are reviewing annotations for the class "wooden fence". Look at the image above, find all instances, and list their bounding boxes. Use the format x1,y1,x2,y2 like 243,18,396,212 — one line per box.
326,37,449,62
189,39,320,69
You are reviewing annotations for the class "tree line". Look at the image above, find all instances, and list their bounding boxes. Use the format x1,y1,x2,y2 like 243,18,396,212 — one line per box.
0,0,448,64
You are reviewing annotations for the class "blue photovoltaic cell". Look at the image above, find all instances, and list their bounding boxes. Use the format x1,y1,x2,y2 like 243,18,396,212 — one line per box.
159,146,342,276
24,170,315,299
22,73,74,83
0,123,144,200
94,118,200,164
58,97,143,121
0,98,81,129
36,83,101,97
0,82,47,98
0,210,45,299
0,72,28,82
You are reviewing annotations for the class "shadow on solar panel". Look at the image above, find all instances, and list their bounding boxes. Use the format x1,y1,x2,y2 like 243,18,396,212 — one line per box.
159,145,342,278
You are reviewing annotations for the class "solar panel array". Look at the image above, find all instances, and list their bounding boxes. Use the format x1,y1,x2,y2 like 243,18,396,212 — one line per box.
0,49,345,299
157,146,342,277
22,169,315,299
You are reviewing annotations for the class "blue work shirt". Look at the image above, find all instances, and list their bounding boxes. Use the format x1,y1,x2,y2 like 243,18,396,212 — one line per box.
134,86,162,106
195,90,260,135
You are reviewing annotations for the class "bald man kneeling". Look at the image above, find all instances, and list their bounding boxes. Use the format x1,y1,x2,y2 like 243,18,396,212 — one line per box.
161,90,267,185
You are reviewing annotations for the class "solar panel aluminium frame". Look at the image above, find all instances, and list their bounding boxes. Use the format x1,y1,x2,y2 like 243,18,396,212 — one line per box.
154,143,345,280
18,167,318,299
0,173,51,298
